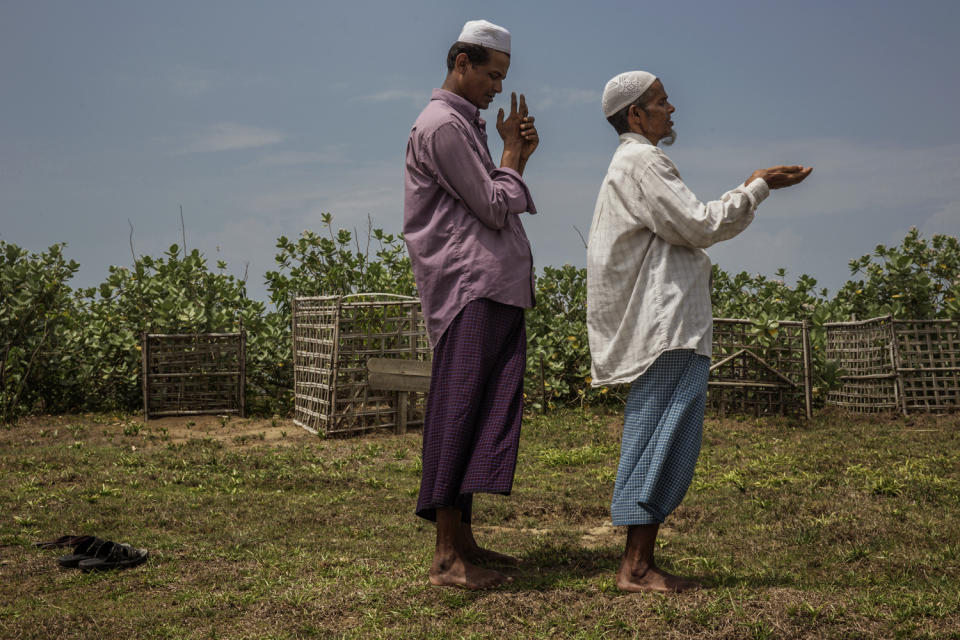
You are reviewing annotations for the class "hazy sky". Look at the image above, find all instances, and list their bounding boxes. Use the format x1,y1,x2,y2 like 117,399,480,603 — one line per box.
3,0,959,303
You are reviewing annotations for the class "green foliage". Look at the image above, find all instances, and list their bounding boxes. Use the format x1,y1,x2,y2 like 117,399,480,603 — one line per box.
0,242,79,422
710,266,840,399
833,227,960,320
264,213,416,315
2,222,958,421
525,264,610,409
70,244,263,411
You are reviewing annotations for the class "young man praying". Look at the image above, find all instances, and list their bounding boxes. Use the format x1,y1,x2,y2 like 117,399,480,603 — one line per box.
403,19,540,590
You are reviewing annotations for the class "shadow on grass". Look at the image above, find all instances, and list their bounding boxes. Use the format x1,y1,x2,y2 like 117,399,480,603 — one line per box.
486,540,800,592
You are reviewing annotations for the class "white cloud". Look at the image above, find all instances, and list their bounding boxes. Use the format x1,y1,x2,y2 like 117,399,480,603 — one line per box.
354,89,430,104
178,123,286,154
525,87,598,111
166,66,216,97
709,227,805,278
920,200,960,239
258,148,346,166
244,163,402,225
671,137,960,220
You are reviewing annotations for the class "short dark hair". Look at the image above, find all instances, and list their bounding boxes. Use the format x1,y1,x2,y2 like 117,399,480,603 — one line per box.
606,84,659,135
446,41,492,72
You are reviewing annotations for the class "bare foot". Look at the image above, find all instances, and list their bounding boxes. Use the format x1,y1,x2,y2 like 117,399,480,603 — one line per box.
456,525,519,566
429,555,513,590
464,544,519,566
616,563,701,593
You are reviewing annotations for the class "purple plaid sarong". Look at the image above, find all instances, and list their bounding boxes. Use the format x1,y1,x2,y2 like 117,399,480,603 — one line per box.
416,298,526,523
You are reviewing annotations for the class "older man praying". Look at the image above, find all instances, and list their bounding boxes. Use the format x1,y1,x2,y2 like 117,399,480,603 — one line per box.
586,71,811,592
403,19,539,590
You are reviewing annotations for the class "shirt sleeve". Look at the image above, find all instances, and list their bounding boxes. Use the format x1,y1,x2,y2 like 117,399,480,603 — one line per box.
633,149,768,249
425,122,536,230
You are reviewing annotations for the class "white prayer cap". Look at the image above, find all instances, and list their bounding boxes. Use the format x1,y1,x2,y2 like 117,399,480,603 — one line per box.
602,71,657,117
457,19,511,55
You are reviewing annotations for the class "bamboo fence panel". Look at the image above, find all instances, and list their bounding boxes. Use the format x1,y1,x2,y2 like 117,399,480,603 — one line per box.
826,317,960,414
825,317,900,413
142,332,245,419
708,318,812,418
292,294,430,436
893,319,960,413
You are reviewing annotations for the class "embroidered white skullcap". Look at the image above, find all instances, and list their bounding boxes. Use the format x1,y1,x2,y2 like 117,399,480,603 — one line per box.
602,71,657,117
457,19,511,55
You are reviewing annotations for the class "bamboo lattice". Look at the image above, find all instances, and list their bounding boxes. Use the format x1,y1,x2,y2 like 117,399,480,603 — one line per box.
142,332,245,419
826,316,960,414
292,294,430,436
708,318,812,418
893,319,960,413
825,317,900,413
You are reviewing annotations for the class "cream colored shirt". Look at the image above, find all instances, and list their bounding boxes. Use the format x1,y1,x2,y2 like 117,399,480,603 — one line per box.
586,133,769,386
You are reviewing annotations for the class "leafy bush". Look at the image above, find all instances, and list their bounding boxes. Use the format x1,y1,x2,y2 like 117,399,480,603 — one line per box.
265,213,416,315
0,242,79,422
525,264,593,410
70,244,265,411
3,222,958,422
833,228,960,319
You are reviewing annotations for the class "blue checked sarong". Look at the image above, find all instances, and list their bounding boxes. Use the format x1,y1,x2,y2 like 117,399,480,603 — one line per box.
416,298,526,523
611,349,710,526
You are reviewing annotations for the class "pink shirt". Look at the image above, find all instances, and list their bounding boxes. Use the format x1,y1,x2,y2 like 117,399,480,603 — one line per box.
404,89,537,346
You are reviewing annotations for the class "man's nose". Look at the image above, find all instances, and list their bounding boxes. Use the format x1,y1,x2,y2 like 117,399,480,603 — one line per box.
494,80,502,93
668,102,675,113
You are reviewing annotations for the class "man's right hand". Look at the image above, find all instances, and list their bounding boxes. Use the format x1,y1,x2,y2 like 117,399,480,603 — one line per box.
496,92,525,151
747,165,813,189
497,92,531,173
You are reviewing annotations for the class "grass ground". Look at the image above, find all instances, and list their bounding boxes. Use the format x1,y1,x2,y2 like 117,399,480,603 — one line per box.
1,408,958,639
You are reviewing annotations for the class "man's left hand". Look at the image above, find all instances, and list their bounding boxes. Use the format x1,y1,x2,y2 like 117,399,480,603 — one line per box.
518,95,539,160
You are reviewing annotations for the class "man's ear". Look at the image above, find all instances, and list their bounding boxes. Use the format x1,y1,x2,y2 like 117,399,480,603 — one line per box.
454,52,470,74
630,104,646,131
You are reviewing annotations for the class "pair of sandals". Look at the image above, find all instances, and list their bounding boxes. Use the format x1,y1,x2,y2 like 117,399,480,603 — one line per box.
36,535,149,571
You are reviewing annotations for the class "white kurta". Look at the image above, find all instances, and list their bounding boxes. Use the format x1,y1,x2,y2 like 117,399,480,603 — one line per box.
586,132,770,386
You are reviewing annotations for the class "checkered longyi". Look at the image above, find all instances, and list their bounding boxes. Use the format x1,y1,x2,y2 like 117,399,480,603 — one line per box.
611,349,710,526
416,298,526,523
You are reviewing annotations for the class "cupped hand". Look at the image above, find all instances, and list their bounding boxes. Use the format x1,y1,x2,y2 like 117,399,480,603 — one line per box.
748,165,813,189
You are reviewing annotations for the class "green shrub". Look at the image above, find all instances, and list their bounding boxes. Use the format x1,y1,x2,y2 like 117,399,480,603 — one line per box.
265,213,416,315
0,242,80,422
3,222,957,421
833,227,960,320
70,244,265,411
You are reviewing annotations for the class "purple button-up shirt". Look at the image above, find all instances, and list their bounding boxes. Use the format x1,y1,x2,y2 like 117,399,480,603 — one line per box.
404,89,537,346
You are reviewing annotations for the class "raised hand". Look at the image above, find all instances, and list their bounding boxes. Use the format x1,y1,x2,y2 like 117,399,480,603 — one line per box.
497,93,538,174
517,94,538,161
496,92,524,152
747,165,813,189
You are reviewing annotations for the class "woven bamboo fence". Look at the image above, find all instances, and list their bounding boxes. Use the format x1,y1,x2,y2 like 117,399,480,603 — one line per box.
292,294,430,436
826,316,960,414
708,318,813,418
142,332,245,419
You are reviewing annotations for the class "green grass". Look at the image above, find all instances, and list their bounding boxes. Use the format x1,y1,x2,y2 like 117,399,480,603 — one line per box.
1,409,959,639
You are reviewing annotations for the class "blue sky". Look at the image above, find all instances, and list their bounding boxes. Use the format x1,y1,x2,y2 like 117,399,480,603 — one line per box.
3,0,959,302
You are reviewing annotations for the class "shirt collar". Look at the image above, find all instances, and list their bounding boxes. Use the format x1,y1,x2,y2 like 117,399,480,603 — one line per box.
619,132,654,146
432,89,484,127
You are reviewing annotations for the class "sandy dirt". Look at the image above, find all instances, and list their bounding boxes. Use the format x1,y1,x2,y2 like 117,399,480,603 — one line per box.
142,414,317,447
